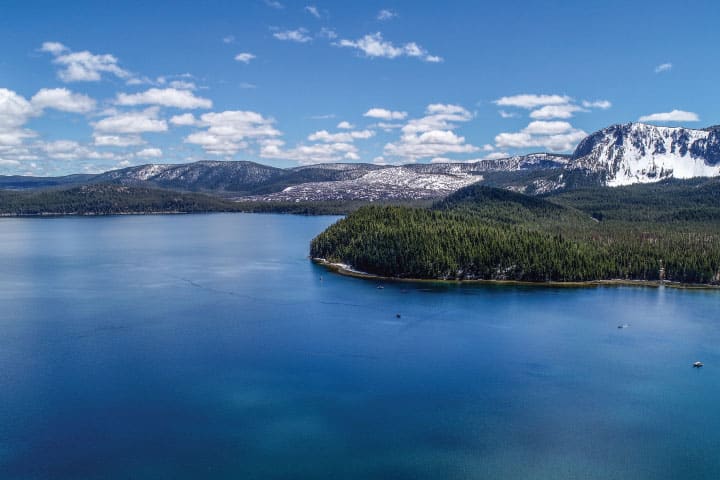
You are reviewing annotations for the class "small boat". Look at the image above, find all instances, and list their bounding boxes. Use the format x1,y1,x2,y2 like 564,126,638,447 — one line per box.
693,361,704,368
617,324,630,329
376,285,384,289
396,313,401,318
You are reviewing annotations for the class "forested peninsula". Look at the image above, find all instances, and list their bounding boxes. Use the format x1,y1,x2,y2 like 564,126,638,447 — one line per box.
310,179,720,285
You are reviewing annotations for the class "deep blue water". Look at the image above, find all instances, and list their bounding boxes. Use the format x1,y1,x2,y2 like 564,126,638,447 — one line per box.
1,213,720,479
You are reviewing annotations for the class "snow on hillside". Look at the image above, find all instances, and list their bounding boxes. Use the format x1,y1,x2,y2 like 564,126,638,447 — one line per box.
249,167,482,201
571,123,720,186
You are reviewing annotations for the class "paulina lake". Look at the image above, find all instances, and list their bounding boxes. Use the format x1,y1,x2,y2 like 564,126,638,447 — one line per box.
1,213,720,480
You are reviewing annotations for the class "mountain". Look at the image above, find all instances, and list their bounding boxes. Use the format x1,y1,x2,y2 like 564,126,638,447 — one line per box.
246,166,482,202
0,173,95,190
568,123,720,186
3,123,720,201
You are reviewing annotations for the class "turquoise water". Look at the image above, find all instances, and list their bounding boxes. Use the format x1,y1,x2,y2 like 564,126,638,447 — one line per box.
1,213,720,479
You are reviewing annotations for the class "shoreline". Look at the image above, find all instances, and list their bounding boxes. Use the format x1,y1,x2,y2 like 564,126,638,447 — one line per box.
312,258,720,291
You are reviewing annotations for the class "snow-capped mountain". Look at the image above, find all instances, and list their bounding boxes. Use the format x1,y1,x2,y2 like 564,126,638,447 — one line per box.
569,123,720,186
4,124,720,199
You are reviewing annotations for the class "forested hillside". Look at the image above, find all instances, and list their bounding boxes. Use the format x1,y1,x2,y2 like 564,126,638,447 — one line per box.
0,184,244,215
311,180,720,284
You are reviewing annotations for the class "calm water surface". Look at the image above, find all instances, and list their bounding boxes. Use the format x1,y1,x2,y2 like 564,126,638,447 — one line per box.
1,214,720,479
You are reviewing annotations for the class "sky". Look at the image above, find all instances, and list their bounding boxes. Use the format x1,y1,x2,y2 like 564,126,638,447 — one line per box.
0,0,718,176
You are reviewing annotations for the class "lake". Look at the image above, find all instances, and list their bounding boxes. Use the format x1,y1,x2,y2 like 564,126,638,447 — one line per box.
1,213,720,479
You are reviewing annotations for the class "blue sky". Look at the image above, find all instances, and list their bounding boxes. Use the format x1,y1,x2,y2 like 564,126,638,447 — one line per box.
0,0,718,175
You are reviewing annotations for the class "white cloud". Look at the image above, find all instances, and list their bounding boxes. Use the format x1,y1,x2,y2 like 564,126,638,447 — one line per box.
223,35,235,44
498,110,517,118
94,107,169,134
41,41,131,82
305,5,321,18
335,32,441,63
93,134,145,147
136,147,163,158
309,113,336,120
495,121,586,152
337,121,354,129
273,28,312,43
363,108,407,120
318,27,338,39
40,139,122,161
494,94,571,109
307,129,374,143
522,121,574,135
169,80,197,90
377,9,397,20
239,82,257,89
116,88,212,109
638,110,699,122
39,41,68,55
235,52,256,63
0,88,37,149
581,99,612,109
170,113,197,126
260,139,360,165
30,88,96,113
184,110,281,156
529,104,585,119
655,63,672,73
482,152,511,160
264,0,284,8
383,104,478,161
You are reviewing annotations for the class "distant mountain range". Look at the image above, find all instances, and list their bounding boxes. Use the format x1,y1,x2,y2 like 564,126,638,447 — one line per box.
1,123,719,201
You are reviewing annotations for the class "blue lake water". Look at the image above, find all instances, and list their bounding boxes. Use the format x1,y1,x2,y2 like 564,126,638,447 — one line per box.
1,213,720,479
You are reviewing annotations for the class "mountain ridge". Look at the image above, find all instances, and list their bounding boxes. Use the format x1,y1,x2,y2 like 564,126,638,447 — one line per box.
1,122,719,200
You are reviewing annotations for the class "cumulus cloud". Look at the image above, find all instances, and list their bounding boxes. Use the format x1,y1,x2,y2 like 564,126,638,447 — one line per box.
638,110,699,122
264,0,284,8
40,41,131,82
335,32,442,63
494,94,571,109
40,139,122,161
168,80,197,90
235,52,256,63
136,147,163,158
482,152,511,161
307,129,374,143
0,88,37,149
260,138,360,165
655,63,672,73
169,113,197,126
93,134,145,147
529,104,585,119
498,110,517,118
495,121,586,152
184,110,281,156
363,108,407,120
30,88,96,113
337,121,354,129
377,9,397,20
383,103,478,161
273,28,312,43
94,107,169,134
116,88,212,109
39,41,68,55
